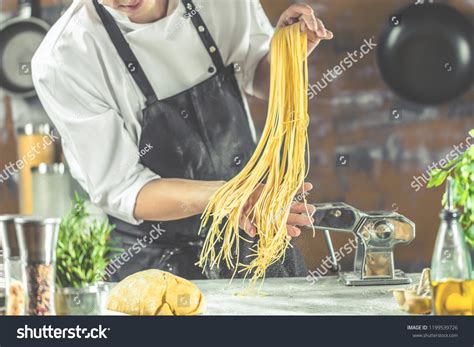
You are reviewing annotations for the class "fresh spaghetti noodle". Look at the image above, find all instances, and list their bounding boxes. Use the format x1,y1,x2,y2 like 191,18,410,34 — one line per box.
198,23,311,284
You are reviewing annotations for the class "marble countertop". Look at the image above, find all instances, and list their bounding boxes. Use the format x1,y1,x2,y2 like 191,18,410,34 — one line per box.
194,274,421,315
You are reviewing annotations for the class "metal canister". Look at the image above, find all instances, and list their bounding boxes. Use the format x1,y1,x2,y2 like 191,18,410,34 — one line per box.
14,217,60,315
0,215,24,315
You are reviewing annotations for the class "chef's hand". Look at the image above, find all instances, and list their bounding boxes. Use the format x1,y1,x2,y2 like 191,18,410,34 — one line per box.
276,4,334,56
239,182,316,238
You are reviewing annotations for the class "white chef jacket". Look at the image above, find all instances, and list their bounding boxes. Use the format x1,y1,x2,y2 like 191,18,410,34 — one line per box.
32,0,274,224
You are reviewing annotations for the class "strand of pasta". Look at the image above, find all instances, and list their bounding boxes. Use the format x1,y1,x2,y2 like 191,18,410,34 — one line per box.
198,23,310,284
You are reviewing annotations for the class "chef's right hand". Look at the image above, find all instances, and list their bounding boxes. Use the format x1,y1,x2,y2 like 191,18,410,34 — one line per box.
239,182,315,238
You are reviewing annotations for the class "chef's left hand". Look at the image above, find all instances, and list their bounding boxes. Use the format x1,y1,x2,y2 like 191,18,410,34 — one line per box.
276,4,334,56
239,182,316,238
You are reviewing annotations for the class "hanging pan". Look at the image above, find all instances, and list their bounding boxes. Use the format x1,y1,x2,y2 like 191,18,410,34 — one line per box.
0,0,50,97
377,3,473,105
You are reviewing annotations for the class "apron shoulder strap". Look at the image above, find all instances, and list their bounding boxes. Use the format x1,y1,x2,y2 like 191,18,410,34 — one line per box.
182,0,226,72
92,0,158,107
92,0,227,106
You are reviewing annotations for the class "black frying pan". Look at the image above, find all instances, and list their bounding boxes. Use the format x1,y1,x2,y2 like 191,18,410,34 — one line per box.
377,3,473,105
0,0,50,97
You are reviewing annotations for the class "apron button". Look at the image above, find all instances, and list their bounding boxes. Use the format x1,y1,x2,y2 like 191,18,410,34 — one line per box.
198,25,205,32
208,67,215,73
233,156,242,166
209,46,216,53
233,62,242,73
181,110,189,119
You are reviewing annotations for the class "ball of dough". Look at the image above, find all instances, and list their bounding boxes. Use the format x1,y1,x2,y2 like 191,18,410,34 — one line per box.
107,269,205,316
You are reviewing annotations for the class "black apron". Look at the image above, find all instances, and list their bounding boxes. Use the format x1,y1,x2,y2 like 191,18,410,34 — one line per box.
93,0,307,281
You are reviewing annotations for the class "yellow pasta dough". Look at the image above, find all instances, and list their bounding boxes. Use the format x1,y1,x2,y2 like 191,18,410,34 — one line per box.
107,269,205,316
198,23,311,284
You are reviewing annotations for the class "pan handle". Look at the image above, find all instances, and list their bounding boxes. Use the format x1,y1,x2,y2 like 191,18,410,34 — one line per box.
18,0,42,19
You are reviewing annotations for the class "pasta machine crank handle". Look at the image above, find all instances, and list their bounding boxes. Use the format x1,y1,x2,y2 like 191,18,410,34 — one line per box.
323,229,340,273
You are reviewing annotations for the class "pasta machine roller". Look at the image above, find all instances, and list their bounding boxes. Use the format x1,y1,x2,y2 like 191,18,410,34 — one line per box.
312,202,415,286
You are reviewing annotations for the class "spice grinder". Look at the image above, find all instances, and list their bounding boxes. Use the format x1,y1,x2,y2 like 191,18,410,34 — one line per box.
0,215,23,315
14,217,61,315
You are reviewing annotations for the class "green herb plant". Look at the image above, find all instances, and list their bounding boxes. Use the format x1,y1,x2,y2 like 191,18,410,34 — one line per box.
428,129,474,249
56,193,120,288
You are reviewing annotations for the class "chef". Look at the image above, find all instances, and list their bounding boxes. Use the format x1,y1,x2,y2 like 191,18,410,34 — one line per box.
32,0,333,281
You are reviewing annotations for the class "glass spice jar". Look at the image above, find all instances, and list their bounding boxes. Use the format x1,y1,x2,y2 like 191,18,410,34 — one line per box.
0,215,25,315
5,258,25,315
15,217,60,316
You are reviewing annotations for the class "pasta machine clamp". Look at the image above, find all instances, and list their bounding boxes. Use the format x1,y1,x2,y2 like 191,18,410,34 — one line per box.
312,202,415,286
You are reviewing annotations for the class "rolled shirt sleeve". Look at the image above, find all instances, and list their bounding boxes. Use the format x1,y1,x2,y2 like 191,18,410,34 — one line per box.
242,0,274,96
32,56,160,225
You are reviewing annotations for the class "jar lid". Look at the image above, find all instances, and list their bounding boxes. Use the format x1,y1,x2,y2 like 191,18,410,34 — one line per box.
17,123,52,136
31,163,66,175
57,285,100,295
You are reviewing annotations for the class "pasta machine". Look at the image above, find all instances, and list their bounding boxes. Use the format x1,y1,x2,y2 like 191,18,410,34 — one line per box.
312,202,415,286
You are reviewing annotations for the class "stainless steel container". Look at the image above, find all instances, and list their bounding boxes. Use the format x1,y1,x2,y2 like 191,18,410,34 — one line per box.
0,215,24,315
15,217,61,315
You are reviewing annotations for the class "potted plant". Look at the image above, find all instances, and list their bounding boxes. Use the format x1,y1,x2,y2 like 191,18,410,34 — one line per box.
55,194,119,315
428,129,474,249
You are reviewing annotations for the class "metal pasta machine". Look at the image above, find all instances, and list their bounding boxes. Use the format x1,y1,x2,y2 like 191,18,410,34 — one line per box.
312,202,415,286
